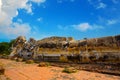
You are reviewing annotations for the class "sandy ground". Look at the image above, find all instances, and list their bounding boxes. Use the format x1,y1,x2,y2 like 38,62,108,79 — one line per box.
0,59,120,80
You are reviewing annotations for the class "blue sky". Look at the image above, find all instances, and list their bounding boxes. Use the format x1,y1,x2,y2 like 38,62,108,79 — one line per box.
0,0,120,42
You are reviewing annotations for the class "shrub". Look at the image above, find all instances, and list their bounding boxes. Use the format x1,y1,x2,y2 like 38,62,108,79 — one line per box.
25,60,34,64
0,39,15,55
0,63,5,75
62,67,77,74
16,58,23,62
38,62,51,67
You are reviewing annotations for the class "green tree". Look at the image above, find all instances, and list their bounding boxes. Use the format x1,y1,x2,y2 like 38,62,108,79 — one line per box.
0,39,15,55
9,39,16,47
0,42,10,55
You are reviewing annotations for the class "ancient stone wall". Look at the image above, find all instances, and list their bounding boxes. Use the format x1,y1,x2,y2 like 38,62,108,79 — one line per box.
9,35,120,60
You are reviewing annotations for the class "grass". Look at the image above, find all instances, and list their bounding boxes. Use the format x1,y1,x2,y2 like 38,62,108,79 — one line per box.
15,58,23,62
38,62,51,67
25,60,34,64
62,67,77,74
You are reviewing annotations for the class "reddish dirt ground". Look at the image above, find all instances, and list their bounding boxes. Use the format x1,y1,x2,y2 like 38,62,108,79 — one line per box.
0,59,120,80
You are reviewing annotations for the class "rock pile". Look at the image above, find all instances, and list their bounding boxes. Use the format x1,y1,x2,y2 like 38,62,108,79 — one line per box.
9,36,38,60
9,35,120,61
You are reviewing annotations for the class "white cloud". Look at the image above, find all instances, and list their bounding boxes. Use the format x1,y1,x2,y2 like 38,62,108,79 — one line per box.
107,20,117,25
92,24,104,29
112,0,119,4
0,23,31,36
31,0,46,4
57,0,63,3
25,3,33,14
96,2,107,9
58,25,64,29
0,0,32,37
0,0,2,9
72,23,103,31
88,0,107,9
0,0,32,26
57,0,75,3
73,23,92,31
17,19,23,23
98,16,119,25
88,0,92,3
58,25,68,30
0,0,46,38
30,0,46,6
58,22,103,32
37,17,43,22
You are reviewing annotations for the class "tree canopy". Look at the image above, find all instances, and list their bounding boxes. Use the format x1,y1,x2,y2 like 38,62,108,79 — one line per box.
0,39,15,55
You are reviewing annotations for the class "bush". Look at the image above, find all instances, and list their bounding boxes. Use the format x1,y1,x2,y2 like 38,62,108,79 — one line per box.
0,63,5,75
16,58,23,62
38,62,51,67
0,42,10,55
62,67,77,74
0,39,15,56
25,60,34,64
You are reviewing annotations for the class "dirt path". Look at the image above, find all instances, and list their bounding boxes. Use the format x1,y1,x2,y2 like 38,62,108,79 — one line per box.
0,59,120,80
